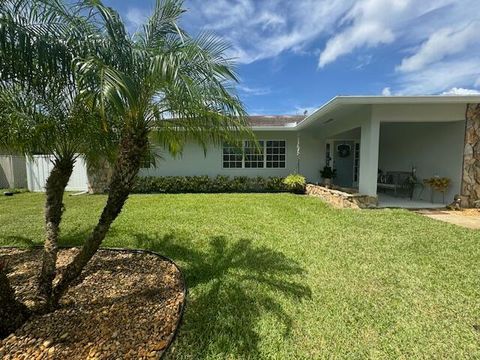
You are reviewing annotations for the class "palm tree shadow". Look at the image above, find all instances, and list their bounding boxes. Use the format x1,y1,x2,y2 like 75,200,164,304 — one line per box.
0,235,36,247
133,232,311,359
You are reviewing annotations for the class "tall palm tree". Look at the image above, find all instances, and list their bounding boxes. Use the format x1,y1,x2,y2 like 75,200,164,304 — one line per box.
0,0,117,312
51,0,253,305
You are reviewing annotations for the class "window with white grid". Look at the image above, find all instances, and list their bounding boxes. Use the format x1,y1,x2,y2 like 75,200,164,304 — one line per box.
222,140,286,169
266,140,286,168
244,140,264,168
222,144,243,168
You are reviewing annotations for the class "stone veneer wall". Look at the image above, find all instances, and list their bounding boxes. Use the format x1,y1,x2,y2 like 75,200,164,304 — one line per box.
461,104,480,207
306,184,378,209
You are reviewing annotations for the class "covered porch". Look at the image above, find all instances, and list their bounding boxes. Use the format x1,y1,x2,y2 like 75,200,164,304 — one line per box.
297,96,472,209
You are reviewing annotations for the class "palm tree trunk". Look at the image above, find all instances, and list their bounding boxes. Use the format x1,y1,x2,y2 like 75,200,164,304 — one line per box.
0,263,30,338
52,129,148,306
37,156,74,310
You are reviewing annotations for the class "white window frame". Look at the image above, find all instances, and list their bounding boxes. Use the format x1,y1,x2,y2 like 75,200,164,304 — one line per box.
222,143,243,169
244,140,265,169
222,140,287,169
265,139,287,169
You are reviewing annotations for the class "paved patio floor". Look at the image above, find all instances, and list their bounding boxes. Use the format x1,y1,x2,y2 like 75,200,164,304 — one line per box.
377,193,445,209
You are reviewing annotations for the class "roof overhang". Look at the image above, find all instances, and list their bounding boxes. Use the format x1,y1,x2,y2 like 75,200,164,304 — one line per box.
251,125,298,131
295,95,480,130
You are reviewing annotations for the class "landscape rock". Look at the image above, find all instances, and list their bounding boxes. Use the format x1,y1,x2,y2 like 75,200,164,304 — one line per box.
306,184,378,209
0,248,185,359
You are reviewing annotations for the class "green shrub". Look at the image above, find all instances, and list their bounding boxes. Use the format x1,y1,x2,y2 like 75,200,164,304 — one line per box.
1,188,29,194
320,166,336,179
132,175,295,194
282,174,306,194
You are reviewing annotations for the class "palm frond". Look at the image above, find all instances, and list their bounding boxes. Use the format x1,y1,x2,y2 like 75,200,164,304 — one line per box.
136,0,186,48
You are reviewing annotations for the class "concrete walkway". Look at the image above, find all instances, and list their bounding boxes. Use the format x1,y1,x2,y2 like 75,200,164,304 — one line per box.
416,209,480,229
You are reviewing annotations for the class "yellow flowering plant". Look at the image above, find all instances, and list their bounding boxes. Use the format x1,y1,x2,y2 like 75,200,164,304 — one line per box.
423,177,451,192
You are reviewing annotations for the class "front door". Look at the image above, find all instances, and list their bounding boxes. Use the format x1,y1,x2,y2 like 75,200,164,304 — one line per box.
333,140,354,187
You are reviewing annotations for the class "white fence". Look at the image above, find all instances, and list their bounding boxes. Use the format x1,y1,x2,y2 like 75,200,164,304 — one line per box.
0,155,27,189
26,155,89,192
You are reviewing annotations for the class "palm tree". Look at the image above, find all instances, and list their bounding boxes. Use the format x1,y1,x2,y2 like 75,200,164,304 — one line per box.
0,0,117,312
51,0,253,305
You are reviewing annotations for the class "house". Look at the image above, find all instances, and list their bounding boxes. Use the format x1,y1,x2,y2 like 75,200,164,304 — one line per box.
141,95,480,207
11,95,480,208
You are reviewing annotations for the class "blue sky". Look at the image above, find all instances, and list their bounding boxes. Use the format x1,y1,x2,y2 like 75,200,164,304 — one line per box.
104,0,480,115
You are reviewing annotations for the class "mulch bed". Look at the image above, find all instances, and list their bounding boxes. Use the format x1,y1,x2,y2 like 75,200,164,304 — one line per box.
0,248,186,360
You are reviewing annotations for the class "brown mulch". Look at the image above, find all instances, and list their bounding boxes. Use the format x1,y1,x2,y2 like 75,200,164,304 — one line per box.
0,248,186,360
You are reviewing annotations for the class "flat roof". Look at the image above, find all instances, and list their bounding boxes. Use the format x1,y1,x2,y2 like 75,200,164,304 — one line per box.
251,95,480,130
248,115,304,127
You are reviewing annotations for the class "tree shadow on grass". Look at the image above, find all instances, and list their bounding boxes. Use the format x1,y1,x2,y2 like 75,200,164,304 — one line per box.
133,232,312,359
0,235,37,247
0,228,93,249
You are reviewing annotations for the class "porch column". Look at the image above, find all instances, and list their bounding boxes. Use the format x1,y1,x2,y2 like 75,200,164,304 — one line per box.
358,117,380,196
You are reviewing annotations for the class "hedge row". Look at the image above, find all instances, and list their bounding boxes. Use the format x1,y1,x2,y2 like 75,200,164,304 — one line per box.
132,175,293,194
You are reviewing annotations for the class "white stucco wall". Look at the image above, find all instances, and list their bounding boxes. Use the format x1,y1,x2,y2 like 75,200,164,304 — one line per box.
330,128,361,140
297,131,324,182
378,121,465,202
139,103,467,197
372,103,466,123
140,131,301,179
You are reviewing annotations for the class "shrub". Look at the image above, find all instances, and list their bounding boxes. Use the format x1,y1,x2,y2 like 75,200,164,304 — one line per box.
132,175,295,194
1,188,28,194
282,174,306,194
320,166,336,179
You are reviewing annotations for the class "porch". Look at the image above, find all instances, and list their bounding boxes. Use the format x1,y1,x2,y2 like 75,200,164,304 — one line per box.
298,98,468,209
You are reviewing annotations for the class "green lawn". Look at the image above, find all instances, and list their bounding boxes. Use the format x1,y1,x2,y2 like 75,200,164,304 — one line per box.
1,193,480,359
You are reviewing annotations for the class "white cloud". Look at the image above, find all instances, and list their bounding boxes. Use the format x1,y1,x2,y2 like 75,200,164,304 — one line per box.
238,85,271,96
354,54,373,70
181,0,480,96
397,21,480,73
185,0,477,73
125,7,149,33
381,87,392,96
198,0,255,31
389,12,480,95
394,58,480,95
185,0,354,64
318,0,452,68
441,87,480,95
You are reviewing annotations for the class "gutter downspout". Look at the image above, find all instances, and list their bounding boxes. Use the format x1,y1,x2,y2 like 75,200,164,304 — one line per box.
296,133,301,174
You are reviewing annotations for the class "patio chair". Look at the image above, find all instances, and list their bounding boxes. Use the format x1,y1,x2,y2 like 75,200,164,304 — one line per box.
377,171,415,198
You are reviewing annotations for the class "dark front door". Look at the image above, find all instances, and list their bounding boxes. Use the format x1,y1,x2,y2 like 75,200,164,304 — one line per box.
333,141,354,187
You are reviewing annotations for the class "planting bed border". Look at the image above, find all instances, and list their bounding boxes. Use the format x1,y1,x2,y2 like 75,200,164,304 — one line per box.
0,245,187,359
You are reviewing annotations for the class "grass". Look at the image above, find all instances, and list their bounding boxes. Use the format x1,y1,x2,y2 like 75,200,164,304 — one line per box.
1,192,480,359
